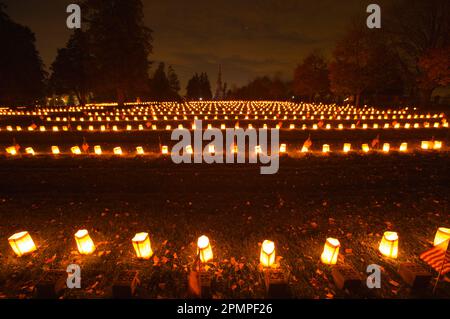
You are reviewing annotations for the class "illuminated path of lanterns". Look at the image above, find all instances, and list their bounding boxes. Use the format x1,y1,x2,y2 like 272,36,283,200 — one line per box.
6,227,450,271
1,140,445,157
0,101,448,133
0,101,449,298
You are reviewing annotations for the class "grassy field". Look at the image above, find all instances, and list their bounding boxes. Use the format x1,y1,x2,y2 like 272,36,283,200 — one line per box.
0,151,449,299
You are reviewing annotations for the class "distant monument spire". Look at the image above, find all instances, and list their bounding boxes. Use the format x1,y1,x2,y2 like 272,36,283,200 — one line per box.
214,64,224,100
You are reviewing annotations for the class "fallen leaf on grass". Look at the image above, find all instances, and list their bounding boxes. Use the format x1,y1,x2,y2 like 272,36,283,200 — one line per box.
389,280,400,287
45,254,57,264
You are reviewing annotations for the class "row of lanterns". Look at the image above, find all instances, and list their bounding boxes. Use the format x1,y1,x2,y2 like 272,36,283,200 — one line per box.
2,101,444,118
7,227,450,266
3,140,443,157
1,121,447,132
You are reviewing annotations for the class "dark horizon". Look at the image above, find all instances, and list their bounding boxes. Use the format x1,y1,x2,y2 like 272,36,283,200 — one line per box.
2,0,372,90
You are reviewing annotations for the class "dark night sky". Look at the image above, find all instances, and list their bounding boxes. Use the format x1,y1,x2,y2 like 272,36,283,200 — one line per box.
3,0,373,91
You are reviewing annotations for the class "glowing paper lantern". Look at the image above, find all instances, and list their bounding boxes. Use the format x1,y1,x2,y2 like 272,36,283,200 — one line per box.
421,141,431,150
320,238,340,265
51,146,60,155
161,146,169,155
399,143,408,152
433,141,442,150
75,229,95,255
382,143,390,153
208,144,216,154
279,144,287,153
322,144,330,153
6,146,17,155
136,146,144,155
197,235,213,263
113,147,123,155
255,145,262,154
260,240,275,267
132,232,153,259
186,145,193,154
301,146,309,153
343,143,351,153
71,146,81,155
379,231,398,258
25,147,35,156
362,144,370,153
94,145,102,155
8,231,37,257
433,227,450,246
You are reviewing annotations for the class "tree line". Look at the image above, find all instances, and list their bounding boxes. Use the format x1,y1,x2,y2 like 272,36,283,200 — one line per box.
234,0,449,107
0,0,448,107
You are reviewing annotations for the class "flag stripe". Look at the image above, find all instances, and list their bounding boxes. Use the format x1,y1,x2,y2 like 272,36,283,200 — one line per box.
420,240,450,276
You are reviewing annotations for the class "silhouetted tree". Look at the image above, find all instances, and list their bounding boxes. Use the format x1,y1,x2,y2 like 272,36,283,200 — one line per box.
82,0,153,106
228,76,290,101
199,73,212,100
149,62,174,101
329,22,403,107
186,73,200,100
167,65,180,95
385,0,450,104
49,30,93,106
293,52,329,102
417,46,450,96
0,3,46,106
186,72,212,100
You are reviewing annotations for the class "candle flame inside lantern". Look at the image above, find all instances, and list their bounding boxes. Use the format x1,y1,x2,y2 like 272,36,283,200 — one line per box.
362,144,370,153
51,146,60,155
8,231,37,257
25,147,35,155
132,232,153,259
399,143,408,152
186,145,193,154
343,143,351,153
433,141,442,150
113,147,123,155
75,229,95,255
94,145,102,155
161,146,169,155
71,146,81,155
421,141,431,150
279,144,287,153
382,143,390,153
260,240,276,267
136,146,144,155
208,144,215,154
322,144,330,153
379,231,398,258
197,235,213,263
320,238,340,265
6,146,17,155
434,227,450,246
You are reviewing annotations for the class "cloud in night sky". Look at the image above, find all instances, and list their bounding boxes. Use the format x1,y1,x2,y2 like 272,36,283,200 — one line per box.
2,0,374,91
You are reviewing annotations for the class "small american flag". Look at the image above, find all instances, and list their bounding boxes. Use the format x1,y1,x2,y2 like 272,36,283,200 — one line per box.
303,135,312,149
420,239,450,276
82,137,89,153
371,134,380,148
